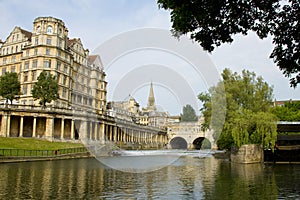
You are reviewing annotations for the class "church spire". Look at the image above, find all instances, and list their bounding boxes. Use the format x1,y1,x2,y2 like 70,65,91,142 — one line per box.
147,81,156,111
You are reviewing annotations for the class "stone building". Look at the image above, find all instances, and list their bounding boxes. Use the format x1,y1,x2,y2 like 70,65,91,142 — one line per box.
0,16,107,113
107,82,169,129
140,82,169,129
0,16,108,140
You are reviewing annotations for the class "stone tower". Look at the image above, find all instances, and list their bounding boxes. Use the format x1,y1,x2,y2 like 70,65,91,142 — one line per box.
147,82,156,111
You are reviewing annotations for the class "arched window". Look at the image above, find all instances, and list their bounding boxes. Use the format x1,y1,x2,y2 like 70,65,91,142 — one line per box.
37,26,41,33
47,26,53,34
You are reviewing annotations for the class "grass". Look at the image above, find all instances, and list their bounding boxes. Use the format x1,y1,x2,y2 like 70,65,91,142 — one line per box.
0,137,84,150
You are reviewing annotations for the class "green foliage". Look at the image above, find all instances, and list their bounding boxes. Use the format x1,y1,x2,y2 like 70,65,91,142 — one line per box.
158,0,300,86
0,72,21,104
31,71,59,107
199,68,277,150
273,101,300,121
180,104,198,122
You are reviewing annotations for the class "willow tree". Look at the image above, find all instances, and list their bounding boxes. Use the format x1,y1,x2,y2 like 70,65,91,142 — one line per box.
199,68,277,150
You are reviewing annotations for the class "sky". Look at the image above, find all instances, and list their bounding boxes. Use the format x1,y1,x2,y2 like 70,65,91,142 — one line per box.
0,0,299,115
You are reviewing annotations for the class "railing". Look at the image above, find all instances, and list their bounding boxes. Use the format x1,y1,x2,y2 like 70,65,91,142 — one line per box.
0,147,88,157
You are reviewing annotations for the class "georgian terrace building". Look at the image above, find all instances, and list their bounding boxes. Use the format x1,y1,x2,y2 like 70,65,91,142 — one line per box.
0,16,108,140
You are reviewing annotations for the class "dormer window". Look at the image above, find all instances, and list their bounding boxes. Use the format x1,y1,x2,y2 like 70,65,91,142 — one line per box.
47,26,53,34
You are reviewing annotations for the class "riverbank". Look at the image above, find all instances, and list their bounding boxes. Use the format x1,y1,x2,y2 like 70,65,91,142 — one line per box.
0,152,92,163
0,137,90,163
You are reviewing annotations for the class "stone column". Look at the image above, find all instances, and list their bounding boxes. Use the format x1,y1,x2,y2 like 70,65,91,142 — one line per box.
99,123,105,142
0,114,8,137
19,116,24,137
60,118,65,140
113,126,117,142
89,122,93,140
79,120,87,140
94,122,99,140
70,119,75,139
109,125,113,141
122,129,126,143
6,115,11,137
45,117,54,140
32,116,37,137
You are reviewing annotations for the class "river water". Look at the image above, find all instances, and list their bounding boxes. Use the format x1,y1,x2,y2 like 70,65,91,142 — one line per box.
0,150,299,199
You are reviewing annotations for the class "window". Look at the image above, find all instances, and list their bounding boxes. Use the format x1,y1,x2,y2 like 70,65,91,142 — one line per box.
47,26,53,34
46,48,50,55
32,59,37,68
3,58,7,64
32,71,37,81
58,39,62,48
35,38,38,45
58,51,61,57
46,37,51,45
62,76,67,85
2,67,6,75
11,66,15,73
43,60,51,68
57,74,60,83
34,49,38,55
12,55,16,62
26,50,29,56
25,61,29,69
23,72,28,82
22,85,27,95
62,88,67,98
11,46,13,54
37,26,41,33
63,65,68,73
16,46,18,52
56,61,61,70
12,35,15,42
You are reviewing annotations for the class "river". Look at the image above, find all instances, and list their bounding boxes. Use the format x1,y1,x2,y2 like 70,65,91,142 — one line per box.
0,150,299,199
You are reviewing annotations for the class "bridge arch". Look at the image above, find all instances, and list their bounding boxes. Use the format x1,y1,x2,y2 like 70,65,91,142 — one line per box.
170,137,188,149
192,137,212,150
192,137,205,150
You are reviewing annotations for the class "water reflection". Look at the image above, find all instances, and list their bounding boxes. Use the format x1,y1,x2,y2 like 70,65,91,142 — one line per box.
0,154,299,199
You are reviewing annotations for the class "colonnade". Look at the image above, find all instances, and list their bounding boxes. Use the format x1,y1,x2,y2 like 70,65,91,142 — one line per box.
0,111,168,147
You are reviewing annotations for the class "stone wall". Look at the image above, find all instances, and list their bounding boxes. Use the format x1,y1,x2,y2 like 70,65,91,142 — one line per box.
231,144,263,164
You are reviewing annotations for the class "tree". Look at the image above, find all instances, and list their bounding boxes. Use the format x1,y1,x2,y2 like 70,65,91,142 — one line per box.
0,72,21,104
32,71,59,107
181,104,198,122
158,0,300,87
199,68,277,150
273,101,300,121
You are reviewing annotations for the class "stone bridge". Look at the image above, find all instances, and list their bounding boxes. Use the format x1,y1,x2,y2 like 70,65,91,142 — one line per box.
167,121,216,150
